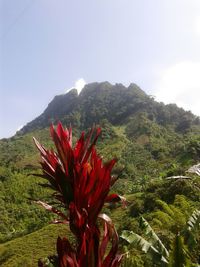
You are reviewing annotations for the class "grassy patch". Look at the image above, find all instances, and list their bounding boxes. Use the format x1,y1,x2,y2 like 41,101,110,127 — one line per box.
0,224,71,267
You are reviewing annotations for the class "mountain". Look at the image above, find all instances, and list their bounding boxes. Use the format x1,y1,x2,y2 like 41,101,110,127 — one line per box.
0,82,200,266
17,82,200,135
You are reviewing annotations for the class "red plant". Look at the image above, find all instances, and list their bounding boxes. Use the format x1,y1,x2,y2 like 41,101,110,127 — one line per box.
34,123,123,267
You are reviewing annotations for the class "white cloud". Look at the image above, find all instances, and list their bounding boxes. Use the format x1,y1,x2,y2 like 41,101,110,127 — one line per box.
65,78,86,95
152,61,200,116
74,78,86,95
16,125,23,132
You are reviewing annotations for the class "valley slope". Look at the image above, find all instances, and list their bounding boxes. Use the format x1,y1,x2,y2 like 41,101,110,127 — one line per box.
0,82,200,266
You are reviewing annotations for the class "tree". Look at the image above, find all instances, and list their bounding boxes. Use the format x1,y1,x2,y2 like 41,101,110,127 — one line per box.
121,211,200,267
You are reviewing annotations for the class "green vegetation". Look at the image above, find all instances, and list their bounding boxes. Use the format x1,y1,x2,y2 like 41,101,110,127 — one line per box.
0,224,69,267
121,209,200,266
0,82,200,266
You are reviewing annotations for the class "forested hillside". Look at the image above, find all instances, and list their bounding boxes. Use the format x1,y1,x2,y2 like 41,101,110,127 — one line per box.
18,82,200,134
0,82,200,266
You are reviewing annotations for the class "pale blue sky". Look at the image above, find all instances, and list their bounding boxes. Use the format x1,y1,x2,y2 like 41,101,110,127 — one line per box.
1,0,200,138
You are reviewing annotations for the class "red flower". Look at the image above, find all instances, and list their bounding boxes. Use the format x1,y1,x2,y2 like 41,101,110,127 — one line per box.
34,123,123,267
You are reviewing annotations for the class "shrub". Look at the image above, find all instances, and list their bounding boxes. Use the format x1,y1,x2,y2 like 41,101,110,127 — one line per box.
34,123,124,267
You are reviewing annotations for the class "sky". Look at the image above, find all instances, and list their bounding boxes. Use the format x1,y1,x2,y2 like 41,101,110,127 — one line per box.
1,0,200,138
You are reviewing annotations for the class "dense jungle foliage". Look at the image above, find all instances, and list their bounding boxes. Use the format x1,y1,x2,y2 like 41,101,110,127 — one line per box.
0,82,200,266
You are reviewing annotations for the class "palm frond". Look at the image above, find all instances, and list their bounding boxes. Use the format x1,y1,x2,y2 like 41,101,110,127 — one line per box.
187,209,200,231
121,230,168,264
140,217,169,259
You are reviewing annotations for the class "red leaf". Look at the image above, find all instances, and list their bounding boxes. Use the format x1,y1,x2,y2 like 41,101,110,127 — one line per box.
99,214,122,267
34,124,123,266
35,200,68,221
